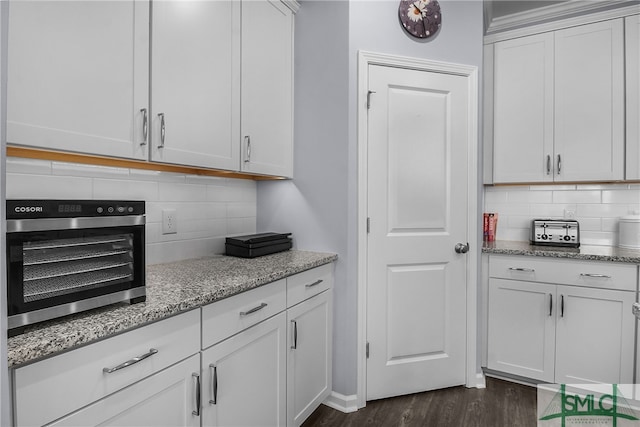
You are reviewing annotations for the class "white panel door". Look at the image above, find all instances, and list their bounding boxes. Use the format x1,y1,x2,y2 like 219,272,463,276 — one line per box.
287,290,332,427
201,313,286,427
240,0,294,177
7,0,149,160
493,32,554,183
151,0,240,170
366,64,470,400
554,19,624,182
49,354,200,427
487,278,556,382
626,14,640,180
555,286,636,384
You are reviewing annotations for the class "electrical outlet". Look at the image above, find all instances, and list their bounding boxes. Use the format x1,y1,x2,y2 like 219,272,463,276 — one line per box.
564,209,576,220
162,209,177,234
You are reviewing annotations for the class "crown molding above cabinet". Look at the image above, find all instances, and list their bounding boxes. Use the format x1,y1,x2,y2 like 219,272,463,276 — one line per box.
485,0,640,43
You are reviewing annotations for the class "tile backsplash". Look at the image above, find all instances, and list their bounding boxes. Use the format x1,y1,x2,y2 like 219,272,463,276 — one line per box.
6,157,257,264
484,184,640,246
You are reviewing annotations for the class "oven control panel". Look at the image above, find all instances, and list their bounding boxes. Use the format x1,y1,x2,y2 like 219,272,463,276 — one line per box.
7,200,145,219
530,219,580,247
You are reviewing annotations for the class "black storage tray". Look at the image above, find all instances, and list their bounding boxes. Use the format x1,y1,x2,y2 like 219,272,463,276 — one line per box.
225,240,292,258
225,232,291,246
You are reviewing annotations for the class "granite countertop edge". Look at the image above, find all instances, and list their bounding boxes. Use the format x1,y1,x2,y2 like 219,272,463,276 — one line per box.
8,250,338,368
482,240,640,263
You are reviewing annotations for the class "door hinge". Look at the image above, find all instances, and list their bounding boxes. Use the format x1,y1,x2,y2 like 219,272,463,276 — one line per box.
366,217,370,234
366,342,370,359
367,91,376,110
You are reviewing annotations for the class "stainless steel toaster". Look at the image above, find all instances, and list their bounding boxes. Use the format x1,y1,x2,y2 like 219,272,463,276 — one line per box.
530,219,580,247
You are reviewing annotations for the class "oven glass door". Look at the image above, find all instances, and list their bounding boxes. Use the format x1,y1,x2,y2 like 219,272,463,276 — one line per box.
7,225,145,318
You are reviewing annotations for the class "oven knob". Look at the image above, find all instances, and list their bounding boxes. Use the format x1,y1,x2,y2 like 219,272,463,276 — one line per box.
108,207,114,213
97,207,103,214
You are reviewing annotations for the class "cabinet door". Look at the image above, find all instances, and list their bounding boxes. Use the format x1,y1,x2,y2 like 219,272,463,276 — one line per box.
555,286,635,384
202,312,287,427
287,290,332,427
241,0,294,178
626,14,640,180
48,354,200,427
493,32,554,183
151,0,240,170
554,19,624,182
487,278,556,382
7,0,149,160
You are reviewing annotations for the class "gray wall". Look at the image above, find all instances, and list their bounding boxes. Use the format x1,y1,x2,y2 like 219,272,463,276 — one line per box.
258,0,483,397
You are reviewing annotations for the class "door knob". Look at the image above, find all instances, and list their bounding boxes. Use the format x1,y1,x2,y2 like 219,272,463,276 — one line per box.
454,242,470,254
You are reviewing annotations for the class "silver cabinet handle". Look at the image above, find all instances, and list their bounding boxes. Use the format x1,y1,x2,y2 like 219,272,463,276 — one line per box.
291,320,298,349
140,108,148,146
561,294,565,318
102,348,158,374
508,267,535,273
192,373,201,416
244,136,251,163
239,302,267,316
580,273,612,279
557,154,561,174
546,155,551,175
305,279,324,288
158,113,165,148
209,364,218,405
549,293,553,317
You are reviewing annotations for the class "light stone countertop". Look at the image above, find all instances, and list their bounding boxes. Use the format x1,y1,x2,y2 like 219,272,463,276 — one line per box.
482,240,640,263
7,250,337,368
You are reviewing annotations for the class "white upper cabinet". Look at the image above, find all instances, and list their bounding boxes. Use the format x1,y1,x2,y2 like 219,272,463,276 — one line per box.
626,14,640,180
240,0,294,178
554,19,624,182
493,33,554,183
7,0,149,160
150,1,240,170
491,18,625,183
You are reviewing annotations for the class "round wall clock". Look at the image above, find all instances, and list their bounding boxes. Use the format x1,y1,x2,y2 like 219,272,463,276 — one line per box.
398,0,442,39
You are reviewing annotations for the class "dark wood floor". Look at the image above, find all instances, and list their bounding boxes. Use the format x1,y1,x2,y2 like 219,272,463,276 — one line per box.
302,377,537,427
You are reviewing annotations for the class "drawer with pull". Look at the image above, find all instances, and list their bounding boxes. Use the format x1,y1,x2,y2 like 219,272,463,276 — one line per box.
12,309,200,427
201,279,286,349
489,254,638,291
287,264,334,308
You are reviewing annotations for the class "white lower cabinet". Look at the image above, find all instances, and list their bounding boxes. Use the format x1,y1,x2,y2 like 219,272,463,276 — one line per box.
287,290,333,426
486,255,637,384
201,313,287,427
49,354,201,427
12,309,200,427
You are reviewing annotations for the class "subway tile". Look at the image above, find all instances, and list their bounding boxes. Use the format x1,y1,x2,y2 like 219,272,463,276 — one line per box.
506,215,532,229
206,185,228,202
575,217,602,232
529,185,576,191
579,231,616,246
601,218,620,232
93,178,159,201
552,190,601,204
577,183,629,190
227,202,258,218
602,190,640,204
227,217,257,236
483,190,507,205
6,157,52,175
185,174,226,186
7,173,92,199
530,204,567,218
483,203,529,216
52,161,129,179
577,204,630,218
158,182,207,202
506,190,552,204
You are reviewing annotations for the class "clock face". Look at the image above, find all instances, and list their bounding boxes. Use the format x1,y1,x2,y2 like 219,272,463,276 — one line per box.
398,0,442,39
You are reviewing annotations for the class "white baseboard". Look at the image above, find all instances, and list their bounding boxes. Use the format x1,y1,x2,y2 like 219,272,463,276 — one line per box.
474,373,487,389
323,391,359,413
